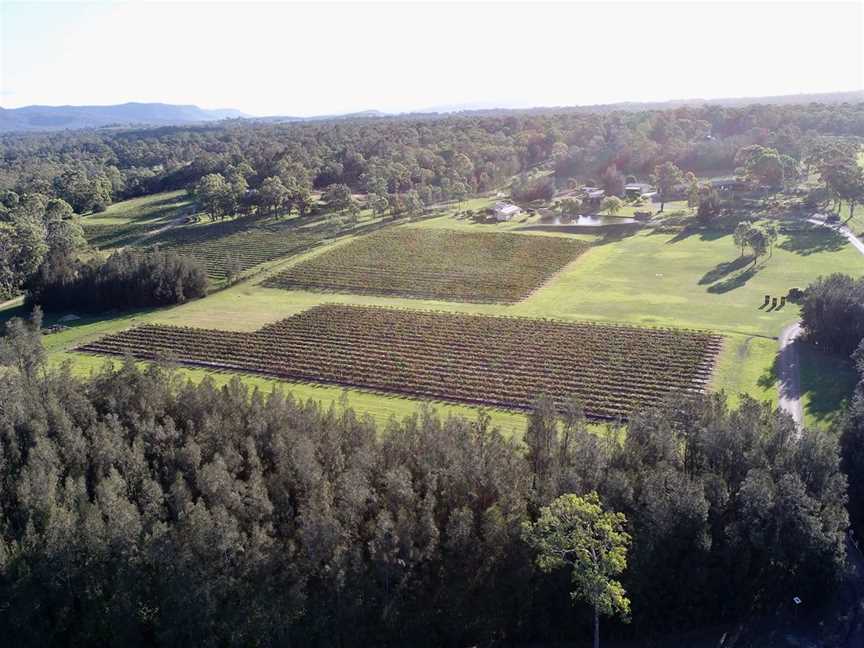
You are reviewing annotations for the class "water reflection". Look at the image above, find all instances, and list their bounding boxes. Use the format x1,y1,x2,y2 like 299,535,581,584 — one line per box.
540,214,637,226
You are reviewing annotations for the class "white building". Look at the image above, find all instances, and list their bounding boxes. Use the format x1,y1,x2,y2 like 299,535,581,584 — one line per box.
582,187,605,203
624,182,657,199
493,201,522,222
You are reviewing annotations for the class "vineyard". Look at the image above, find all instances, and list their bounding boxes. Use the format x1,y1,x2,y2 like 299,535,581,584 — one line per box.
83,221,168,249
146,220,321,280
77,304,722,420
263,228,589,302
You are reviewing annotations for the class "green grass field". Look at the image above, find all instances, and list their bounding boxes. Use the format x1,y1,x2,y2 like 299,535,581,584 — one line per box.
517,222,861,337
5,194,862,436
87,189,194,226
82,190,195,248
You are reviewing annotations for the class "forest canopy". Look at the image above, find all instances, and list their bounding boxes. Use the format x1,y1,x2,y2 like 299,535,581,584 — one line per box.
1,102,862,212
0,312,849,647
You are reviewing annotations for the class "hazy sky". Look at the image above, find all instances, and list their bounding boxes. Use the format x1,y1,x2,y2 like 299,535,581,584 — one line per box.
1,0,862,116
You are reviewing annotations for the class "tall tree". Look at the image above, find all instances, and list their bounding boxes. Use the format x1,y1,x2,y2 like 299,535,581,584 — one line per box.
195,173,230,220
696,186,721,223
746,226,768,267
736,145,785,189
323,183,354,213
259,176,289,217
733,220,752,257
653,162,683,212
600,165,625,198
523,493,631,648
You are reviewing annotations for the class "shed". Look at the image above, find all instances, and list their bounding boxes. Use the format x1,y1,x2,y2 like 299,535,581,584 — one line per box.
493,201,522,222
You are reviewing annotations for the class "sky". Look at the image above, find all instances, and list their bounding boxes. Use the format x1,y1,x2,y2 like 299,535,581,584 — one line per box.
1,0,862,116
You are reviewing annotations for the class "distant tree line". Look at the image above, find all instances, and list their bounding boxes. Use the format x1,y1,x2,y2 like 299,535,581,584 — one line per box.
26,249,207,312
1,102,863,215
0,314,848,646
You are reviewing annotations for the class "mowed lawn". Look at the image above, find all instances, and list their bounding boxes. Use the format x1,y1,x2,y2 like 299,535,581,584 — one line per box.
517,224,861,337
6,210,862,435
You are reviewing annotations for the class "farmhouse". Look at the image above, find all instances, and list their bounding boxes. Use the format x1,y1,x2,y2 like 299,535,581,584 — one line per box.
624,182,657,199
493,201,522,221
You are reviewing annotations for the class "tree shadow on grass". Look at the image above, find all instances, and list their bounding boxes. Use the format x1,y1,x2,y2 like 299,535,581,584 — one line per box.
698,255,752,286
799,343,859,426
664,225,699,244
757,355,780,391
697,228,729,242
778,228,848,256
657,222,732,245
593,226,642,247
758,342,858,427
706,263,762,294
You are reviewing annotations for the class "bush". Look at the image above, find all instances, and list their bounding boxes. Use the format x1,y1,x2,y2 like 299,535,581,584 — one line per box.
26,249,207,312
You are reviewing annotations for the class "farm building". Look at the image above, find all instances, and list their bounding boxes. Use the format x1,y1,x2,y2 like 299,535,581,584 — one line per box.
709,176,747,191
582,187,605,204
493,201,522,221
624,182,657,199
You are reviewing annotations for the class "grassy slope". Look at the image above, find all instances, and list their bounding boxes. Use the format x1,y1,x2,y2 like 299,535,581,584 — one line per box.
84,190,192,226
81,190,195,249
7,196,863,436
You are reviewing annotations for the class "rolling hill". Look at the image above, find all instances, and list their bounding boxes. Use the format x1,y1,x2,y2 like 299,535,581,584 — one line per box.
0,102,248,133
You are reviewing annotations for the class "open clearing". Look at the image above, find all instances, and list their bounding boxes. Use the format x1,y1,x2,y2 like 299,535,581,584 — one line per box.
82,190,193,248
77,303,721,420
264,228,589,303
6,198,861,435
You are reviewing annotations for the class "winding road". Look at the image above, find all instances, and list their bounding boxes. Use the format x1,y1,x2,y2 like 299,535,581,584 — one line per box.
807,216,864,254
777,322,804,428
776,217,864,428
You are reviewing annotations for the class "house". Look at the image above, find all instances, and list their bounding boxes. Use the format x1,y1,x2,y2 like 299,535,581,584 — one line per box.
582,187,605,204
624,182,657,199
709,176,747,192
493,201,522,222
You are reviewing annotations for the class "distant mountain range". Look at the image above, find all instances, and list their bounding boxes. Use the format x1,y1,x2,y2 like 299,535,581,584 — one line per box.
2,91,862,134
421,90,864,117
0,102,248,133
252,110,388,124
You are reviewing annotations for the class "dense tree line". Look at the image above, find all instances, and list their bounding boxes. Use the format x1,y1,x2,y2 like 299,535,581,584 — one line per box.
26,249,207,312
841,343,864,540
803,273,864,541
1,102,862,214
800,273,864,355
0,191,85,300
0,313,848,646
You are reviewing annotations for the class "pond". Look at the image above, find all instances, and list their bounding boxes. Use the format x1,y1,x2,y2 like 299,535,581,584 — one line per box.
539,214,637,226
